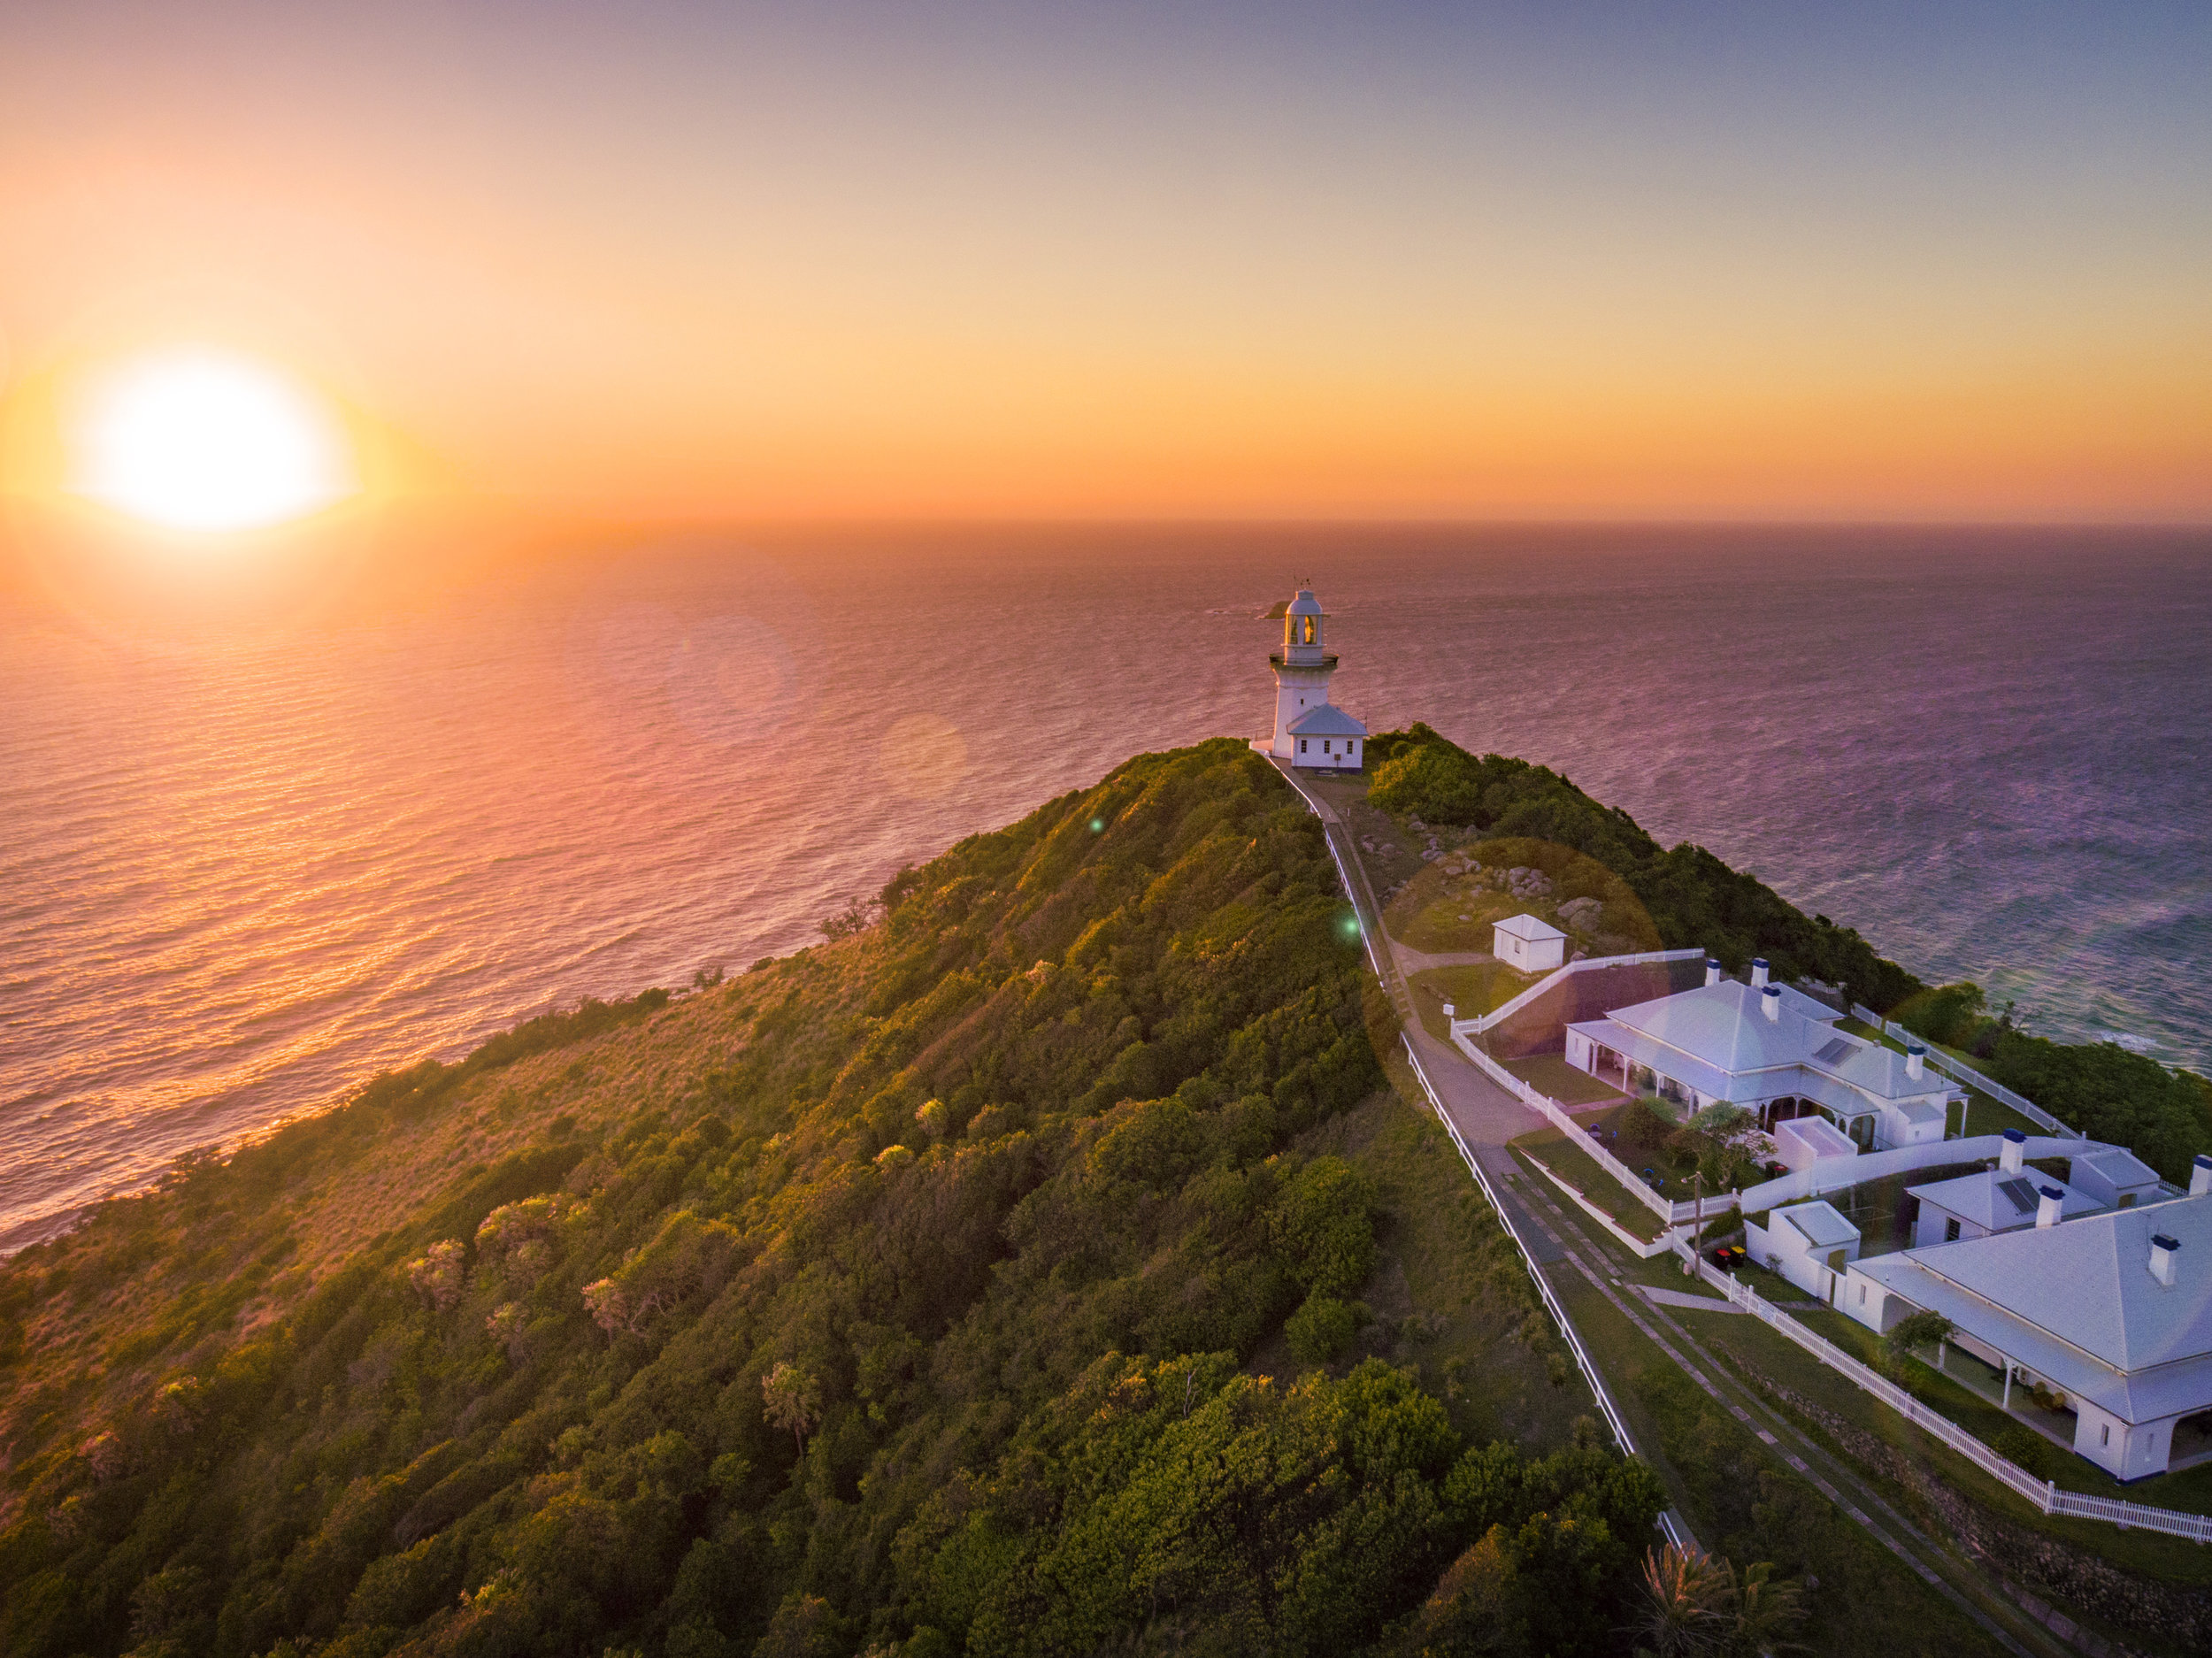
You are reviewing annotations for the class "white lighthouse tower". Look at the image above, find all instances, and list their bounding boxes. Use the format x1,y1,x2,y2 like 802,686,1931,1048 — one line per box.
1254,587,1367,770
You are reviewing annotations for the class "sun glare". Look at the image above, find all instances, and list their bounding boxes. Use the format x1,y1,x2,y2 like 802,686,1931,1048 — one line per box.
70,349,357,533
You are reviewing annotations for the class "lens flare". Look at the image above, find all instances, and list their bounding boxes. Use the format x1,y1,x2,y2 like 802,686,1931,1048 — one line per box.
69,348,356,532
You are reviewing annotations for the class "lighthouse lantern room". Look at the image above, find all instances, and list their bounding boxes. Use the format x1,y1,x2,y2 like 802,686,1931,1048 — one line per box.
1253,587,1367,770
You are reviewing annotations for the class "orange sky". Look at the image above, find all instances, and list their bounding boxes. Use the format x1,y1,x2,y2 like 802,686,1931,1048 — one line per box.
3,3,2208,525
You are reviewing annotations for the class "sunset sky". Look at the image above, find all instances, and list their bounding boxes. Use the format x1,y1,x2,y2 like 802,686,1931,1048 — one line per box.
2,1,2208,524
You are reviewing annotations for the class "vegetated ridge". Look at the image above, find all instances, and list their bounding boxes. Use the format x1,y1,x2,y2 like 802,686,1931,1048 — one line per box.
0,741,1663,1658
2,733,2204,1658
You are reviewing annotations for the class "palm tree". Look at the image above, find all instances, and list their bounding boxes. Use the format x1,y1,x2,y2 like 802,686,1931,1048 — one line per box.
1720,1560,1807,1657
1631,1543,1730,1657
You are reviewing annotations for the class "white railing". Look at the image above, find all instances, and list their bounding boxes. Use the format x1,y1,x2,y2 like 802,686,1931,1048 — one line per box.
1678,1247,2212,1545
1401,1037,1642,1455
1454,948,1706,1038
1452,1032,1728,1227
1850,1004,2084,1140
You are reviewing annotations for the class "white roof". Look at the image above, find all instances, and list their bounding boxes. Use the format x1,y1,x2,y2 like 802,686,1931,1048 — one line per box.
1777,1200,1860,1250
1286,703,1368,737
2074,1147,2163,1192
1908,1170,2101,1232
1776,1116,1857,1159
1494,913,1566,944
1286,588,1324,615
1856,1193,2212,1424
1566,980,1958,1114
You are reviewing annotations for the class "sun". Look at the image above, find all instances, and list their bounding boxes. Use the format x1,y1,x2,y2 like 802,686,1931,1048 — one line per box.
69,348,357,533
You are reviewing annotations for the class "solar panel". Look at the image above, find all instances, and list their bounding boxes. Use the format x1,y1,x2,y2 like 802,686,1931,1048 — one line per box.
1813,1037,1853,1064
1997,1177,2040,1215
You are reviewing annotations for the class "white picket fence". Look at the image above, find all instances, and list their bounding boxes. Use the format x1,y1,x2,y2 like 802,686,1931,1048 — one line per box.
1451,1030,1725,1228
1682,1248,2212,1545
1850,1004,2084,1140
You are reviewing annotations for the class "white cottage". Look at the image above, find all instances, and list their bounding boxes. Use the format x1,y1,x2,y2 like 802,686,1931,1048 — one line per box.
1254,587,1367,770
1494,913,1567,974
1846,1185,2212,1479
1563,958,1961,1149
1908,1131,2101,1247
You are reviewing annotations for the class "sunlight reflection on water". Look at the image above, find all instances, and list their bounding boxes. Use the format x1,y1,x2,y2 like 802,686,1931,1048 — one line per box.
3,526,2207,1247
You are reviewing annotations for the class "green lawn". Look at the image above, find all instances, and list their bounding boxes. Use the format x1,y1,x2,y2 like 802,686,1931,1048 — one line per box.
1407,961,1520,1040
1509,1129,1667,1240
1504,1052,1629,1107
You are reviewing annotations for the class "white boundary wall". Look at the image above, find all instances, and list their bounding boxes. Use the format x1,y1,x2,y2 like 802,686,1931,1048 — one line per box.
1453,948,1706,1039
1732,1134,2109,1215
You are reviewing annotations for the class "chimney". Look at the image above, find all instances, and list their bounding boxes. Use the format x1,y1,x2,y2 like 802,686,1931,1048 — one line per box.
1705,958,1724,987
2192,1154,2212,1198
2000,1128,2026,1174
1750,958,1770,988
1762,986,1781,1023
2036,1185,2065,1229
2150,1233,2181,1287
1906,1042,1926,1081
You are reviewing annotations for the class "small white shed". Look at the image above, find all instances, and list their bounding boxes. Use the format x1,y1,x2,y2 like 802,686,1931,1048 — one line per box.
1747,1200,1862,1301
1494,913,1566,973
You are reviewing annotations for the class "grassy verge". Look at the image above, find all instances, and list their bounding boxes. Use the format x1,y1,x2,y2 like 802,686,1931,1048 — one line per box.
1551,1268,2011,1657
1509,1129,1667,1241
1344,1052,1595,1452
1407,962,1519,1041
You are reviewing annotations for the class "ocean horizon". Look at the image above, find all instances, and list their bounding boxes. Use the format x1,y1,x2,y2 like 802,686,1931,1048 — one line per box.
4,522,2208,1250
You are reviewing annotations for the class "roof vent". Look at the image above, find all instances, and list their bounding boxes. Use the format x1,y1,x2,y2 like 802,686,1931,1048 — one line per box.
1750,958,1770,988
1762,985,1781,1023
2192,1154,2211,1198
1906,1042,1925,1081
1999,1128,2025,1174
2150,1232,2181,1288
2036,1185,2065,1229
1705,958,1724,987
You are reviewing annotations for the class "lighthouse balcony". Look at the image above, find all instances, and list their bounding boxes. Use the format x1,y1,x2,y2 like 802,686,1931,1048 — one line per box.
1269,652,1339,671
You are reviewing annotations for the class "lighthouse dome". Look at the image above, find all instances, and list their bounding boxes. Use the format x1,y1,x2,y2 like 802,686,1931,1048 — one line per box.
1286,589,1323,617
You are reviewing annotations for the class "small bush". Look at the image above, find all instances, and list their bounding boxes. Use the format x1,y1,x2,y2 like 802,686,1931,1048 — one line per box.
1286,1293,1361,1364
1992,1424,2055,1479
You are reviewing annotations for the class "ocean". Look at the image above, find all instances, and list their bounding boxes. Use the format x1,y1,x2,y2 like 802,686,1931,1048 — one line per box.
4,525,2208,1249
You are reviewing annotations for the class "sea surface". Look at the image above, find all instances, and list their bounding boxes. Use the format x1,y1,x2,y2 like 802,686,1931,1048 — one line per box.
4,526,2208,1249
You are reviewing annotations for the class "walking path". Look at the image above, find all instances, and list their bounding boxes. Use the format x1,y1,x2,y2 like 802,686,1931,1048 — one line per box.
1268,757,2073,1658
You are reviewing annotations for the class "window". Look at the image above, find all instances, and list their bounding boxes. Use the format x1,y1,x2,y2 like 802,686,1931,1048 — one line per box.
1301,616,1316,643
1858,1285,1867,1305
1323,740,1332,754
2101,1424,2111,1447
1299,739,1307,754
1944,1217,1961,1242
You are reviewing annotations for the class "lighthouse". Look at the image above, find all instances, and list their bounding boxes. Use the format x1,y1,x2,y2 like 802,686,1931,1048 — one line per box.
1255,587,1367,769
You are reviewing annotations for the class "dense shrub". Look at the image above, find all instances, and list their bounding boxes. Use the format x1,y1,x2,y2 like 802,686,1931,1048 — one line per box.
1366,725,1921,1010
